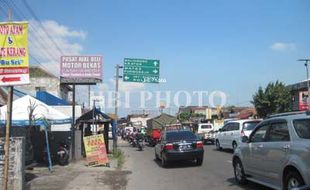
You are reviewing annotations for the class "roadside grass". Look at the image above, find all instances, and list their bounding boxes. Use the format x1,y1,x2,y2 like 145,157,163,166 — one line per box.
110,149,125,169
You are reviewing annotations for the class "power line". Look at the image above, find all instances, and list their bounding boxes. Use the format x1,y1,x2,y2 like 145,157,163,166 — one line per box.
0,0,59,75
1,0,60,62
22,0,64,56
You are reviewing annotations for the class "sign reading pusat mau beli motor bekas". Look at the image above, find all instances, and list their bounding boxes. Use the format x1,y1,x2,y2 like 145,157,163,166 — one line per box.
0,22,29,86
60,55,103,84
123,58,160,83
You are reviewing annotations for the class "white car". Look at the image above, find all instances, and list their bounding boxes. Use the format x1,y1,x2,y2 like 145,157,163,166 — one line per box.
215,119,261,151
197,123,214,144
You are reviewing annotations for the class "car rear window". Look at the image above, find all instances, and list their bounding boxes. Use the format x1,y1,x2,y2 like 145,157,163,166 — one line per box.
200,124,212,129
166,131,198,142
243,121,260,131
293,119,310,139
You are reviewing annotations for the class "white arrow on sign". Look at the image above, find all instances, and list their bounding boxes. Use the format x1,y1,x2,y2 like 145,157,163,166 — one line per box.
153,69,158,74
124,76,130,80
153,61,158,67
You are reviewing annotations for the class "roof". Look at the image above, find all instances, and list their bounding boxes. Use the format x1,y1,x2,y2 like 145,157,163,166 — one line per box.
36,91,69,105
30,66,57,78
146,113,177,130
227,119,262,124
76,108,111,124
0,95,71,126
287,80,309,91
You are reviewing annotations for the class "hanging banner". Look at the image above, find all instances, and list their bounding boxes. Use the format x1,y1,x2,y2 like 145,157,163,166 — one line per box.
83,134,108,166
0,22,29,86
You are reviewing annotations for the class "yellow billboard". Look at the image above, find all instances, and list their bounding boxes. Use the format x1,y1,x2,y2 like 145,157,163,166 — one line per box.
0,22,29,86
83,134,109,166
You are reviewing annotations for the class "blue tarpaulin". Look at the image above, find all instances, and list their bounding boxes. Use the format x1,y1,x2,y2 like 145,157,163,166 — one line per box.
36,91,69,105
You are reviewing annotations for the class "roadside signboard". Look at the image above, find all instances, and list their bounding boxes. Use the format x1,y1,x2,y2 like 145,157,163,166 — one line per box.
60,55,102,84
0,22,29,86
83,134,109,166
123,58,160,83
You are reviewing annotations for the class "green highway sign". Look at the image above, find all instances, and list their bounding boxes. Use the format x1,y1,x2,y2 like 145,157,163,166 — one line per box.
123,58,160,83
123,74,159,83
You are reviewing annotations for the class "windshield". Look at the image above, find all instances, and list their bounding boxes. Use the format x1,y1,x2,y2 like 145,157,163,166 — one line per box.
293,119,310,139
166,131,198,142
243,121,260,131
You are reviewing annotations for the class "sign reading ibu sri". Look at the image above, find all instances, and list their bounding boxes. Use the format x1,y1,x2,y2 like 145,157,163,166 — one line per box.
60,55,103,84
83,134,109,166
0,22,29,86
123,58,160,83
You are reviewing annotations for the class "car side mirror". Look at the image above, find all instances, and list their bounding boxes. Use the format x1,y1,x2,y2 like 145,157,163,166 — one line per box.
241,136,249,143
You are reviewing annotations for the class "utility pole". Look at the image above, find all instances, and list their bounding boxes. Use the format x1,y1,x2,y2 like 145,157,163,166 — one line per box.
114,64,123,152
3,9,13,190
71,84,76,160
298,59,310,110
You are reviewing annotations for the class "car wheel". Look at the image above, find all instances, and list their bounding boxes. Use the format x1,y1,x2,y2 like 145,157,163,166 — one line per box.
284,170,305,190
216,140,222,150
232,141,237,151
233,158,247,185
196,158,203,166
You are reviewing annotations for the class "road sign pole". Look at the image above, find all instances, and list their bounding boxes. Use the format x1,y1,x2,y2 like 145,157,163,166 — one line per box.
114,65,123,152
3,86,13,190
71,84,76,160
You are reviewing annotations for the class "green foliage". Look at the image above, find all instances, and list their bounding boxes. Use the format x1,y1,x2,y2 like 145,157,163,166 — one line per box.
178,112,206,121
179,112,191,121
112,149,125,169
252,81,292,118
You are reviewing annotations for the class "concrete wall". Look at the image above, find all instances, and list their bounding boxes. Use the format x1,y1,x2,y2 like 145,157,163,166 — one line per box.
0,137,25,190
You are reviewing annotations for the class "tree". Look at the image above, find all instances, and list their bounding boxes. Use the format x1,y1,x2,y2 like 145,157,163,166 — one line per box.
252,81,292,118
26,99,38,162
179,112,191,121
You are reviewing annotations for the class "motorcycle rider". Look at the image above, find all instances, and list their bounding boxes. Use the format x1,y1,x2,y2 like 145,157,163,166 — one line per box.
129,127,137,146
136,129,145,151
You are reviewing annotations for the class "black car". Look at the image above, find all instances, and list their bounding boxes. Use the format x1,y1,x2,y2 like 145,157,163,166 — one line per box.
154,130,204,167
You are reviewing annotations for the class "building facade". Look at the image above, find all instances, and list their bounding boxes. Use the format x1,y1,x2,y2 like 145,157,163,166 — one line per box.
17,67,72,101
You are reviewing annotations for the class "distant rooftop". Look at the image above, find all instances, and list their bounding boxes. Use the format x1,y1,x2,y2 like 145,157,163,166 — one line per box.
30,66,57,78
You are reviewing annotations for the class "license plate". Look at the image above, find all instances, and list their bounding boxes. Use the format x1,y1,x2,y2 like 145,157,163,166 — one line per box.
180,145,191,150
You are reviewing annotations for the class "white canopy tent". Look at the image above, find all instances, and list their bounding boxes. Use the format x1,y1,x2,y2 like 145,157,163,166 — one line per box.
0,95,71,131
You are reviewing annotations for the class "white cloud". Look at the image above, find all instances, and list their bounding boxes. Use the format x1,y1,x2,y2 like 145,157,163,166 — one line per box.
270,42,296,51
28,20,86,76
109,78,145,92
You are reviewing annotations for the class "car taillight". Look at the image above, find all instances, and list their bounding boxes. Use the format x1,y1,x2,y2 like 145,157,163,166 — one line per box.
241,130,245,137
196,141,203,148
163,143,173,150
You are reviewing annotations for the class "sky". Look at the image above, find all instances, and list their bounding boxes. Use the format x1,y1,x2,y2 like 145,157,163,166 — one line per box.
0,0,309,116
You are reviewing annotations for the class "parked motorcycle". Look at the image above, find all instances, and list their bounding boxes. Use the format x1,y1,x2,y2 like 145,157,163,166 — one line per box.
57,142,69,166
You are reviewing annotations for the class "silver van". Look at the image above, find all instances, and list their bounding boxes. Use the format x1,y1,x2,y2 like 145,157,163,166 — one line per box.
233,112,310,190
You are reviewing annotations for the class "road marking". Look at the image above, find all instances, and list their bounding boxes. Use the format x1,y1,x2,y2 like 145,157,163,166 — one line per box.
227,160,232,164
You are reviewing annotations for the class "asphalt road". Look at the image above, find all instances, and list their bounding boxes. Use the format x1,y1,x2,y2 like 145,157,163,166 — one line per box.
120,141,273,190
